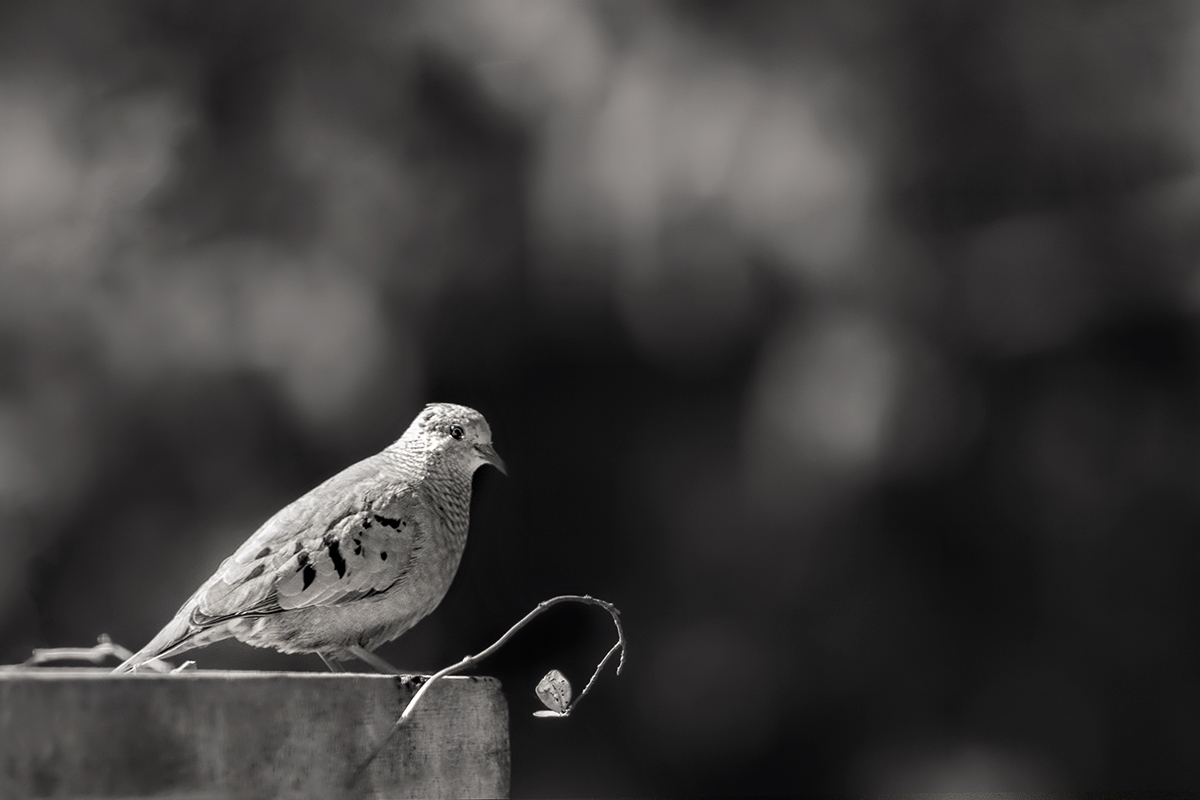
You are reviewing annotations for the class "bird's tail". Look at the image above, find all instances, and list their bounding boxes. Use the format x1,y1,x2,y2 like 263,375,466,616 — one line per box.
112,613,206,673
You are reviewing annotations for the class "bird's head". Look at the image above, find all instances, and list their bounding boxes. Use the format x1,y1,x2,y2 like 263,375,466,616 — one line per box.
408,402,507,475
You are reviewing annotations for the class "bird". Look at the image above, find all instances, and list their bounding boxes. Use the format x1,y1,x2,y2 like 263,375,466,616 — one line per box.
113,402,505,674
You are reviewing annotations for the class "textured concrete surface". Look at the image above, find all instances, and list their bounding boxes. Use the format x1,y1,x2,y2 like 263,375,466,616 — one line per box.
0,669,509,799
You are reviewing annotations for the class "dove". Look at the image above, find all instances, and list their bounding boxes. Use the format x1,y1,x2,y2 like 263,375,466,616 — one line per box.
113,403,505,674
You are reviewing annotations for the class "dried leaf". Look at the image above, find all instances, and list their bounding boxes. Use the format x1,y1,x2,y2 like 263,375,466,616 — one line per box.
535,669,572,714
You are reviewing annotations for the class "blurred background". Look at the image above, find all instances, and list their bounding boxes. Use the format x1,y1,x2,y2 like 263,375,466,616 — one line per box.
3,0,1200,794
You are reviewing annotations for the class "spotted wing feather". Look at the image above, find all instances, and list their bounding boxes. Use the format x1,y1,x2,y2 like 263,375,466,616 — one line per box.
113,453,424,672
191,515,413,623
272,502,419,609
193,480,420,626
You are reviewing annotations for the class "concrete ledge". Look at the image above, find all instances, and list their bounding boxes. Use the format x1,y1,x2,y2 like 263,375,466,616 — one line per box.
0,669,509,799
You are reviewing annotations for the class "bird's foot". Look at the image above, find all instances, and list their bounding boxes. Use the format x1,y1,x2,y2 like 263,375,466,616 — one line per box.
349,645,402,675
393,673,430,690
318,653,347,673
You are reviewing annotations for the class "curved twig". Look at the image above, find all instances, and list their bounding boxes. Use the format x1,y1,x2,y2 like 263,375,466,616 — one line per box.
14,634,174,672
350,594,625,786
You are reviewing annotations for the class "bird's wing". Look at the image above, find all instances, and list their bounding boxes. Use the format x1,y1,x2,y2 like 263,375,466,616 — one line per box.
188,455,425,626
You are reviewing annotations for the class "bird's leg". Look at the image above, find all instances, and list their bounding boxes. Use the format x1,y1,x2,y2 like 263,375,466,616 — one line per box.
318,652,346,673
349,645,402,675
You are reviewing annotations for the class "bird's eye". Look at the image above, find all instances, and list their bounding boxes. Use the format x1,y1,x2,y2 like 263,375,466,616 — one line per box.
449,425,464,440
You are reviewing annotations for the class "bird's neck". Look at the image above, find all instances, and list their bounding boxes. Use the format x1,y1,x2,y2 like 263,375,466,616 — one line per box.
385,439,474,532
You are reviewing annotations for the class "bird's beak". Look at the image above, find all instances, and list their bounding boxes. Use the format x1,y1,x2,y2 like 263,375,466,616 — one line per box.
474,442,507,475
